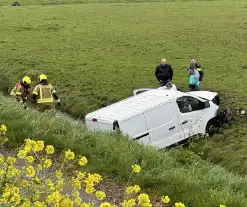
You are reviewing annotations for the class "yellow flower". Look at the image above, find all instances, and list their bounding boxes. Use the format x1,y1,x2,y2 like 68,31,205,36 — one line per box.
26,166,35,177
138,193,151,207
100,202,112,207
161,196,170,204
60,197,74,207
10,193,21,205
24,139,37,152
20,200,32,207
34,140,44,152
45,145,55,154
0,154,5,164
17,150,27,159
132,164,141,173
78,156,88,166
95,191,106,200
0,124,7,133
76,171,86,180
220,205,226,207
85,184,95,194
74,197,82,205
65,149,75,160
13,187,20,194
175,202,185,207
46,191,62,204
34,201,47,207
133,185,141,193
126,186,134,194
7,157,16,165
81,203,90,207
6,166,19,178
56,179,65,191
56,170,63,179
46,179,55,191
21,180,29,188
25,156,34,164
44,159,52,168
122,199,136,207
72,177,82,189
0,169,5,177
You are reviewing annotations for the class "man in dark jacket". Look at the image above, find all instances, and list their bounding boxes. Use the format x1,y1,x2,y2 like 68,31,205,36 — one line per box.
155,58,174,87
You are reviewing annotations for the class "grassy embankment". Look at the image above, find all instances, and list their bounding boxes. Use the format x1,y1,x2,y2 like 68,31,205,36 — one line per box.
1,95,247,207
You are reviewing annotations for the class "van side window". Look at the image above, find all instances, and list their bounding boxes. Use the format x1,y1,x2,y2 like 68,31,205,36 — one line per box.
176,97,192,113
188,97,206,111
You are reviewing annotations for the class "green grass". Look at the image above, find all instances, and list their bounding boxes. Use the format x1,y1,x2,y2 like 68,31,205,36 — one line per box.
1,94,247,207
1,0,247,206
0,0,247,118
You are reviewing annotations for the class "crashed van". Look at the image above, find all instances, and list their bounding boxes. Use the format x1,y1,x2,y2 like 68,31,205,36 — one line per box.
85,85,221,149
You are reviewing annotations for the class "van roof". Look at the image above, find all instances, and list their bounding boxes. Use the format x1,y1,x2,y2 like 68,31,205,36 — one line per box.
85,88,185,122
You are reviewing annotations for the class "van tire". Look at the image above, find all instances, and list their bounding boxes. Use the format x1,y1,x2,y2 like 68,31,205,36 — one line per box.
206,119,218,137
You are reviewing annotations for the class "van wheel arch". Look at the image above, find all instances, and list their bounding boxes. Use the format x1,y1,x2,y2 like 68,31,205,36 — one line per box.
206,118,219,137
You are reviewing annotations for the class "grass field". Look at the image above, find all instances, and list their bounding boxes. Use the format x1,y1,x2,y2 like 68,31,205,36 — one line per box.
1,95,247,207
1,0,247,206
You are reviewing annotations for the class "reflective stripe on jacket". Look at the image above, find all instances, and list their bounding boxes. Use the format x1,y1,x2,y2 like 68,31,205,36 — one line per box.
32,84,56,104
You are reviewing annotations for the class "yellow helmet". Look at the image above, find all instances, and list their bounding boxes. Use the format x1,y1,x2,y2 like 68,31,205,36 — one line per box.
38,74,47,81
22,76,32,85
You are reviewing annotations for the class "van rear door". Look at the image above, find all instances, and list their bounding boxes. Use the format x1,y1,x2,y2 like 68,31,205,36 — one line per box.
85,115,113,132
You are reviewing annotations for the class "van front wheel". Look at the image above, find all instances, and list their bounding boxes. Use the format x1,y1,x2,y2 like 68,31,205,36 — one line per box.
206,119,219,137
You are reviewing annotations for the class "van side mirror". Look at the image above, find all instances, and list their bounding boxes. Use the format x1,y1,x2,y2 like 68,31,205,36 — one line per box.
204,101,210,108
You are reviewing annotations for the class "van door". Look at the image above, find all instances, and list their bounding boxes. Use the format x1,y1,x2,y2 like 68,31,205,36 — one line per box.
120,113,151,145
144,102,182,149
175,96,210,138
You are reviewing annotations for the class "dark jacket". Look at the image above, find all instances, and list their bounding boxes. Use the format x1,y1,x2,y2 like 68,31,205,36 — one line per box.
155,64,173,82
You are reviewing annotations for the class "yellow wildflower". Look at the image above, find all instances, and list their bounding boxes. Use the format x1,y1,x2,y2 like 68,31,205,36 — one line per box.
122,199,136,207
72,177,82,189
85,184,95,194
6,166,19,178
26,166,35,177
161,196,170,204
0,124,7,134
78,156,88,166
21,180,29,188
17,150,27,159
0,169,5,177
138,193,151,207
220,205,226,207
34,201,47,207
34,140,44,152
45,145,55,154
10,193,21,205
25,156,34,164
46,191,62,204
175,202,185,207
126,186,134,194
20,200,32,207
24,139,36,152
56,179,65,191
132,164,141,173
56,170,63,179
65,149,75,160
7,157,16,165
95,191,106,200
60,197,74,207
76,171,86,180
0,154,5,164
133,185,141,193
44,158,52,168
81,203,90,207
100,202,113,207
46,179,55,191
74,197,82,205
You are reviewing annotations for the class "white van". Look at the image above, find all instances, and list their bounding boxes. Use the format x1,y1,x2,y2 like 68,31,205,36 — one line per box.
85,85,220,149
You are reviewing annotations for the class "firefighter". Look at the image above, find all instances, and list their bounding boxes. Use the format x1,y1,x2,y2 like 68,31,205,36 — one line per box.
10,76,32,108
31,74,61,112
